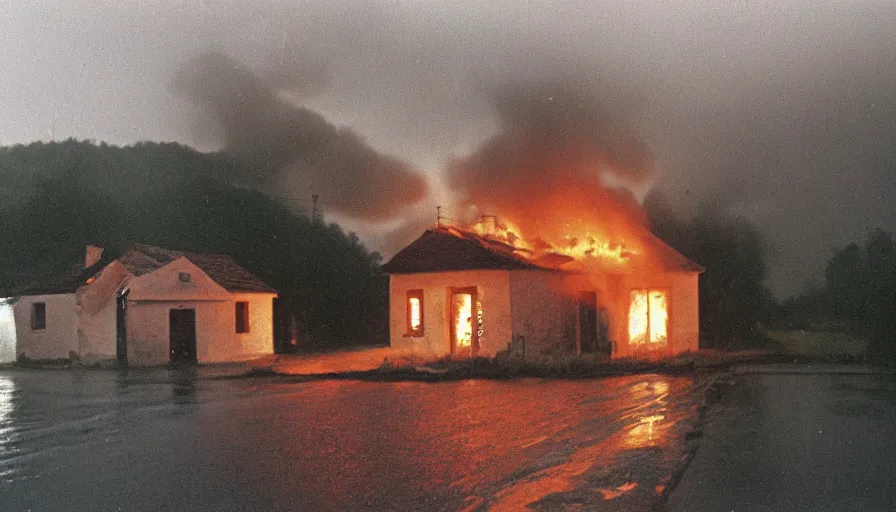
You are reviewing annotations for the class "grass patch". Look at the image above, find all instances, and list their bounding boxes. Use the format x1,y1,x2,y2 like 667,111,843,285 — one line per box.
766,329,867,358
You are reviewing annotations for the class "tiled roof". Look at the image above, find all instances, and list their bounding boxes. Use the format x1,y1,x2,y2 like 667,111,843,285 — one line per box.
119,244,277,293
383,226,704,275
11,256,110,296
640,229,705,273
382,227,557,274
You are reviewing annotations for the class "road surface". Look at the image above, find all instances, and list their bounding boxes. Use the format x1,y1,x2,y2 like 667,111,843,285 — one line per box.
667,367,896,511
0,368,701,511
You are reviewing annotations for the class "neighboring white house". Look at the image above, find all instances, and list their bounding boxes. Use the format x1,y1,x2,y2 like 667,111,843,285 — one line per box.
382,226,703,360
1,244,277,366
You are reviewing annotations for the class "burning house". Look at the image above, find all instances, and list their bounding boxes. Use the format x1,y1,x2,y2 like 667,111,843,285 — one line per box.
382,221,703,359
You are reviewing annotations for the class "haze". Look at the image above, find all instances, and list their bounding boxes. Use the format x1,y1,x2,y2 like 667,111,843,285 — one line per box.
2,1,894,296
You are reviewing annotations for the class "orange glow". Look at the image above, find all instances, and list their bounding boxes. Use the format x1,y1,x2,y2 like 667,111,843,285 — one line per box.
627,414,666,447
470,215,636,266
599,482,638,500
475,299,484,342
454,294,473,348
648,291,668,344
629,290,648,345
408,298,421,331
629,290,668,347
471,218,532,251
85,277,96,284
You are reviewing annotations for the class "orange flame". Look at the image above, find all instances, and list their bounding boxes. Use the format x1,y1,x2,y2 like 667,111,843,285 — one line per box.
469,216,636,266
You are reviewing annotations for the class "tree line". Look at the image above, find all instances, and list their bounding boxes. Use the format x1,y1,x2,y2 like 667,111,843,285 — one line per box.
772,228,896,360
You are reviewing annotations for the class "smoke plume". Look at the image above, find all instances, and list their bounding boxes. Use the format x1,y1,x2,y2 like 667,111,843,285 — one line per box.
173,51,428,221
448,82,652,243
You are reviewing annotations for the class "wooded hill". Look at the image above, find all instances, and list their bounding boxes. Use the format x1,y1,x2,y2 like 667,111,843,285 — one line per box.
0,139,387,348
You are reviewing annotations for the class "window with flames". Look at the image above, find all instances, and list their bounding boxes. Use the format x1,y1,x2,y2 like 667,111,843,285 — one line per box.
628,290,668,347
406,290,424,337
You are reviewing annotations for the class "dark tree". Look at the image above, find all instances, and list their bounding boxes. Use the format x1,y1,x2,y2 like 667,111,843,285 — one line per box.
864,229,896,360
824,243,869,333
646,196,774,348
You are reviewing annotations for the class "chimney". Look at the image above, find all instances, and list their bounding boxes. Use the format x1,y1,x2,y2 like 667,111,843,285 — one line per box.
85,245,104,269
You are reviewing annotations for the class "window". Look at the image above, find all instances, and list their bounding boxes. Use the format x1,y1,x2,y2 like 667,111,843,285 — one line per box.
179,272,191,283
406,290,423,336
235,301,249,333
31,302,46,331
629,290,668,347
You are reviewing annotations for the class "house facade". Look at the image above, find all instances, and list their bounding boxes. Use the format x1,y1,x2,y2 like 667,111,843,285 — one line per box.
383,227,702,359
0,245,277,366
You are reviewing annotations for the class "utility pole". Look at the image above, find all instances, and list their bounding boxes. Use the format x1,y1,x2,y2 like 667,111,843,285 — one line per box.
311,194,319,224
436,206,442,227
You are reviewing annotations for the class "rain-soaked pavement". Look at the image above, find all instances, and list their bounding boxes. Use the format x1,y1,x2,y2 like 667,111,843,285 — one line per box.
667,369,896,511
0,368,701,511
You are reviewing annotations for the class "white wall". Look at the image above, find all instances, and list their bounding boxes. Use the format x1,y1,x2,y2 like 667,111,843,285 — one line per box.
128,258,231,302
0,303,16,363
205,293,276,362
126,296,276,366
614,270,701,357
127,300,221,365
76,260,131,361
508,270,577,356
669,273,700,354
13,294,79,360
389,270,512,356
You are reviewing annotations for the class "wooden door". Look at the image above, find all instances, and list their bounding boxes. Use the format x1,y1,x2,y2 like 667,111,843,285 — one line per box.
169,309,197,364
577,291,598,354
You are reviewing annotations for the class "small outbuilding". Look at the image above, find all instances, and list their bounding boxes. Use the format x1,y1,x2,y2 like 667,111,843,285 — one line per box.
1,244,277,366
382,226,703,359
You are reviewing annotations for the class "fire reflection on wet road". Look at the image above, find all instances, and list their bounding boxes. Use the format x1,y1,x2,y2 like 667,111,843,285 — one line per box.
0,369,701,511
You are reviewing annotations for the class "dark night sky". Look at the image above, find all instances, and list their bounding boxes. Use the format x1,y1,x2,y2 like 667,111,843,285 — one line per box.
2,1,894,296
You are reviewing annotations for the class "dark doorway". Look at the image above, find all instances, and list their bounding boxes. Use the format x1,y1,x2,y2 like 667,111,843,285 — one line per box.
273,297,294,354
116,289,129,363
450,287,479,357
169,309,197,364
577,291,598,354
596,306,611,356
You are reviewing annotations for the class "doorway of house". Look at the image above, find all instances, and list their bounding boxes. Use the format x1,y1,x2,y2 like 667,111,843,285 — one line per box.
450,287,479,357
577,291,599,354
115,289,129,363
578,291,613,357
169,309,197,364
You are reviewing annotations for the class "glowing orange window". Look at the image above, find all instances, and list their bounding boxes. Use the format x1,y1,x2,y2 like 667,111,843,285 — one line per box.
629,290,668,347
406,290,424,336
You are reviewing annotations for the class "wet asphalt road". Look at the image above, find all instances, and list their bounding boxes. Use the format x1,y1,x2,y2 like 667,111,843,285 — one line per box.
0,368,699,511
667,369,896,512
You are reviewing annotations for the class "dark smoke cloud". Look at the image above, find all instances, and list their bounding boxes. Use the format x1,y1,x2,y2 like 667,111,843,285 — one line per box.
172,51,428,221
448,83,650,237
5,1,896,295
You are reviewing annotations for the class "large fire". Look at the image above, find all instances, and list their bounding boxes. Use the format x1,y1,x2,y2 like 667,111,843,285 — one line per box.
470,216,637,266
457,170,672,354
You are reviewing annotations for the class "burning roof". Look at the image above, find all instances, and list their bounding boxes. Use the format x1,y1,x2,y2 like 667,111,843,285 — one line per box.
382,226,555,274
382,225,703,275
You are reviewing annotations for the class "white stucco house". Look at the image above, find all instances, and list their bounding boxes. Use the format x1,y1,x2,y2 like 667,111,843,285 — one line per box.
382,226,703,360
0,244,277,366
